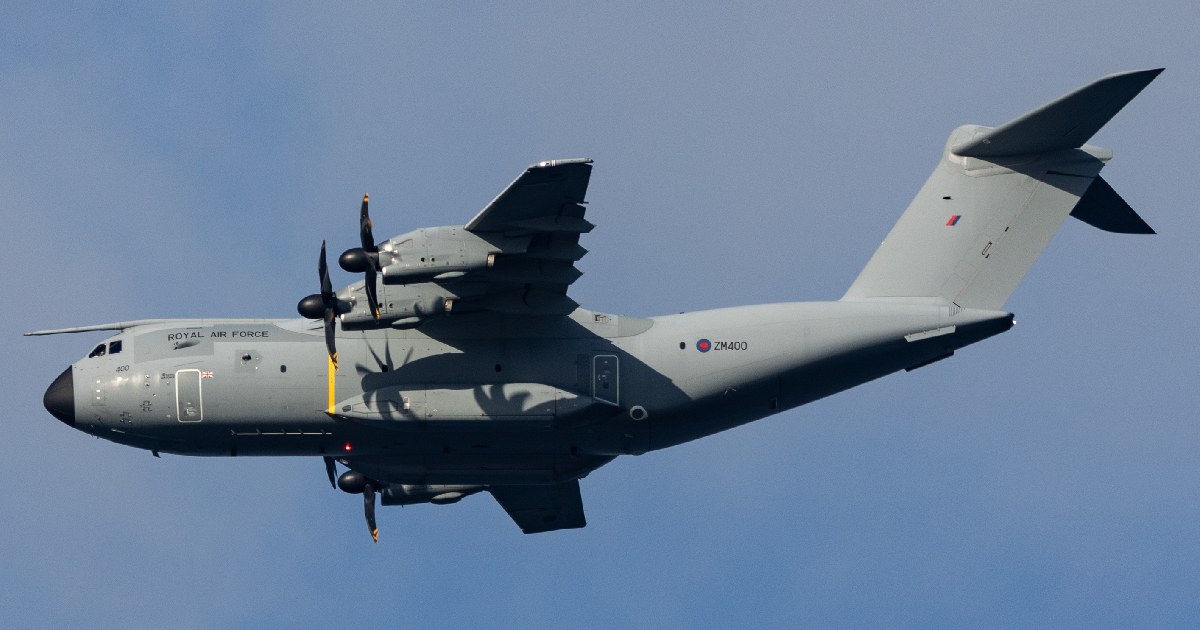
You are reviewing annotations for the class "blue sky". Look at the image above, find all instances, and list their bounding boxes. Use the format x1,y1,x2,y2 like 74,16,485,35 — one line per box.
3,3,1198,628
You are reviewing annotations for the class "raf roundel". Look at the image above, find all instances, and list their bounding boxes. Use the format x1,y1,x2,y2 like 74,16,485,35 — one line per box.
696,338,712,353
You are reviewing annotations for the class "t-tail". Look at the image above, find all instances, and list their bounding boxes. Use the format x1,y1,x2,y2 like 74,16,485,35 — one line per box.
843,69,1160,310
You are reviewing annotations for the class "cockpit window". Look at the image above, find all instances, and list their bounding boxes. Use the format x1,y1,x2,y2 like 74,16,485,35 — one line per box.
88,343,106,358
108,340,123,355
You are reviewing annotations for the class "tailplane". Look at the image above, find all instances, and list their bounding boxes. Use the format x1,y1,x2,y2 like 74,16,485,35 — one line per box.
843,69,1160,310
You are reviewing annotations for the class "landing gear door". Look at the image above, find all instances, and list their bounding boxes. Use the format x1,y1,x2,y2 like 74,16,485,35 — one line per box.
176,369,203,422
592,355,619,406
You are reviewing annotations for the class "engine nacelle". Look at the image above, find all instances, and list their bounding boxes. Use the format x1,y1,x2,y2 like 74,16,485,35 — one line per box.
379,227,520,284
337,283,452,329
381,484,485,506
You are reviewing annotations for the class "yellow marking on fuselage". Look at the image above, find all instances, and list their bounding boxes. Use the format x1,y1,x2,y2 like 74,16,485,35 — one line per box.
327,354,337,413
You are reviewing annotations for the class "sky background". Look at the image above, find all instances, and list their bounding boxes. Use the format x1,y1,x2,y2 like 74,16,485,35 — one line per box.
3,2,1198,628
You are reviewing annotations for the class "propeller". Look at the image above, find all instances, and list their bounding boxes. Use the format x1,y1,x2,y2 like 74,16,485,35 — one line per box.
338,470,381,543
297,241,347,369
338,194,381,321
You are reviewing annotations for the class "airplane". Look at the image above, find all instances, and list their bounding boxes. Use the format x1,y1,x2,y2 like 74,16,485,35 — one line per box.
28,69,1161,542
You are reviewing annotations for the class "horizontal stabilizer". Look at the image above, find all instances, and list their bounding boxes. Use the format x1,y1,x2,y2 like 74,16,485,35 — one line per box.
1070,176,1155,234
953,69,1162,158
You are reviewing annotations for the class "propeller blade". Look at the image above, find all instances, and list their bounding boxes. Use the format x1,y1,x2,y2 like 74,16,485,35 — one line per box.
360,194,375,253
323,307,338,369
318,241,339,369
364,482,379,543
364,266,380,320
319,240,333,299
359,195,381,320
323,456,337,489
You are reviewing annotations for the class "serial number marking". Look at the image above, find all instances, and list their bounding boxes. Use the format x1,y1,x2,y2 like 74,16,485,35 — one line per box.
696,338,748,352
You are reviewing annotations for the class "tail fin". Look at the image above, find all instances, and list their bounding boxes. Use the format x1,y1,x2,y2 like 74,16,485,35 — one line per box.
842,69,1160,310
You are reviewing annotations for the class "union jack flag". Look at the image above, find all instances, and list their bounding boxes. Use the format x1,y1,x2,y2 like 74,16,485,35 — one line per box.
201,371,214,379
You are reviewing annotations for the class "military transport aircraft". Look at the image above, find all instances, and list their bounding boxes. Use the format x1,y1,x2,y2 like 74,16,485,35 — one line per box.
29,69,1160,541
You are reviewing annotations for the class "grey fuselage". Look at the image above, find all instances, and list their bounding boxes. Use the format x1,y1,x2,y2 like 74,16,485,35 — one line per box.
49,301,1012,486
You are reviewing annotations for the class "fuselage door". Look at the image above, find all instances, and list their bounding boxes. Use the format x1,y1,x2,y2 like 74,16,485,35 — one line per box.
175,369,204,422
592,354,619,406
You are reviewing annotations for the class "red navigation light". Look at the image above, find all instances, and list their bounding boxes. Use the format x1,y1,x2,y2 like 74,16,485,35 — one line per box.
343,442,353,452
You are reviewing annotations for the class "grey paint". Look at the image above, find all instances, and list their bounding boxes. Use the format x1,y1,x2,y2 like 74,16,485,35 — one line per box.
29,70,1158,537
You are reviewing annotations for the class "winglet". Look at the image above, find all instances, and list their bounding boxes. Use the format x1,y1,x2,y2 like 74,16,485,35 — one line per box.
953,68,1163,158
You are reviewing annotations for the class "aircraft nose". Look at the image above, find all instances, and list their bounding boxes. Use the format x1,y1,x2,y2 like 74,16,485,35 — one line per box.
43,367,75,427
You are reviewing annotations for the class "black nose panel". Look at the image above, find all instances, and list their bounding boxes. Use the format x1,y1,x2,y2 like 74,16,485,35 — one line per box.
44,367,75,427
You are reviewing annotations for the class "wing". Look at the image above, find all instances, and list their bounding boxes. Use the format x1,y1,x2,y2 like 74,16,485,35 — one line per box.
457,158,594,316
339,158,595,324
466,158,594,232
489,480,587,534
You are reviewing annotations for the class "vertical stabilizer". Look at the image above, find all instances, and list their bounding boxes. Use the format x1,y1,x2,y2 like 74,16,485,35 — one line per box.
843,70,1159,310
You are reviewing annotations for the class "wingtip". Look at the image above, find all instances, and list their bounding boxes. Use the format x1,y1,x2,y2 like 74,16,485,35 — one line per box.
1103,67,1164,86
530,157,593,169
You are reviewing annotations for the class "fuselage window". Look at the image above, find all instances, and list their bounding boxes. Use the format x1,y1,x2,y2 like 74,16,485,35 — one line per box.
88,343,106,358
108,340,123,355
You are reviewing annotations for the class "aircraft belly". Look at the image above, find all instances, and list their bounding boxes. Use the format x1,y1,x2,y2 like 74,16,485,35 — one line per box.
342,452,613,486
